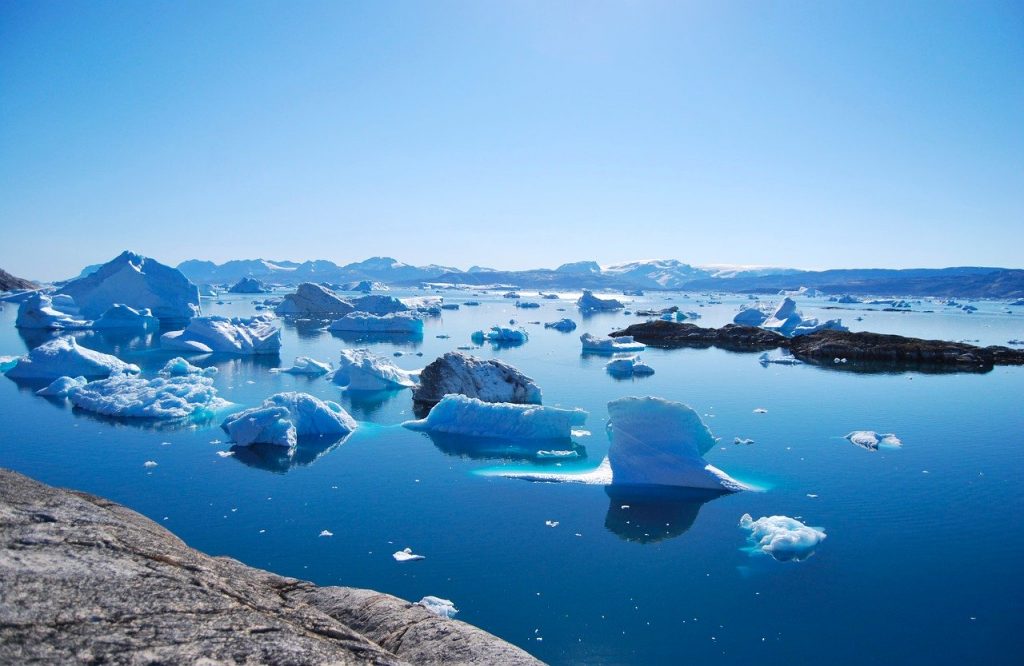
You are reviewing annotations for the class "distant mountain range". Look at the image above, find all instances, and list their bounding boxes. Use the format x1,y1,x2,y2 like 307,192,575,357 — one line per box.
171,257,1024,298
0,267,36,291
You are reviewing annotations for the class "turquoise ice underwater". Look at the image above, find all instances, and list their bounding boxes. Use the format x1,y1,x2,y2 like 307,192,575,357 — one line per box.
1,290,1022,664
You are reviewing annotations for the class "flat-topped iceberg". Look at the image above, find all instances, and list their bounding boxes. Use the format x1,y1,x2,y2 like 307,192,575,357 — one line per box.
412,352,542,406
228,277,270,294
580,333,645,353
607,397,746,491
277,356,332,376
67,373,230,421
16,293,91,330
739,514,826,561
471,326,528,345
91,304,159,331
544,318,577,332
6,337,140,380
350,294,410,315
330,349,418,391
161,315,281,354
605,356,655,377
221,392,357,447
577,289,624,312
403,394,586,440
58,251,200,324
275,283,354,317
36,375,87,397
328,312,423,334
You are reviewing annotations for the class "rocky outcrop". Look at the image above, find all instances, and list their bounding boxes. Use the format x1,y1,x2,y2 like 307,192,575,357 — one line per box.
0,267,36,291
0,468,541,665
412,352,542,414
612,321,785,351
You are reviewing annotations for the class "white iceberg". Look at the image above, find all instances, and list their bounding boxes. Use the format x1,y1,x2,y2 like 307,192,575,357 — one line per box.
277,356,333,376
221,392,357,447
67,373,230,421
0,356,19,373
49,294,81,315
403,394,587,440
92,304,159,331
159,357,217,377
484,457,613,485
412,352,542,405
607,397,746,491
739,513,826,561
757,297,847,337
758,351,802,366
58,251,201,324
580,333,645,353
350,294,410,315
544,318,577,332
16,293,91,330
328,312,424,334
36,375,87,397
577,289,624,311
275,283,354,317
393,548,425,562
418,596,458,619
733,305,770,327
330,349,418,391
5,337,140,380
789,318,848,336
160,316,282,354
845,431,902,451
471,326,528,344
605,356,655,377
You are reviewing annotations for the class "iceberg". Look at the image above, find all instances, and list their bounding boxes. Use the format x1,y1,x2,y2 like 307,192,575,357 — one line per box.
403,394,586,440
330,349,418,391
418,596,458,619
274,283,354,317
344,280,387,292
733,305,770,327
277,356,333,376
36,375,87,397
328,312,424,334
605,356,655,377
580,333,645,353
606,397,746,491
758,351,802,366
789,318,848,336
16,293,91,330
160,316,282,354
67,373,230,421
739,514,826,561
393,548,425,562
159,356,217,377
350,294,410,315
845,431,902,451
91,304,159,331
471,326,528,345
0,356,19,373
5,337,140,380
760,297,802,335
544,318,577,332
514,301,540,309
577,289,624,311
221,392,357,447
57,251,201,324
412,352,542,406
228,277,270,294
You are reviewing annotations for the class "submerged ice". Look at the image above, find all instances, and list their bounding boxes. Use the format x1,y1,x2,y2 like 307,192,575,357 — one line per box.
403,394,586,440
161,316,282,354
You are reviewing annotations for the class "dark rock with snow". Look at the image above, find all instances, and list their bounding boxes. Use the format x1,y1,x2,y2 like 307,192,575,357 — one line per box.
412,352,542,412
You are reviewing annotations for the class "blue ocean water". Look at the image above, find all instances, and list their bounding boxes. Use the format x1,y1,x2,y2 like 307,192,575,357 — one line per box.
1,291,1021,664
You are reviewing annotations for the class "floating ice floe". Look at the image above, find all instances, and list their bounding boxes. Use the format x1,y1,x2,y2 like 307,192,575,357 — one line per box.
739,513,826,561
328,312,424,334
412,352,542,406
5,337,140,380
276,356,332,376
221,392,357,447
418,596,458,618
537,449,579,459
159,357,217,377
753,408,768,414
67,372,230,420
471,326,528,345
350,294,410,315
36,375,87,397
344,279,387,293
228,277,270,294
0,356,19,373
15,293,91,330
161,315,282,354
403,394,586,440
580,333,645,353
577,289,624,311
733,437,754,445
845,431,902,451
393,547,425,562
274,283,354,317
92,304,159,331
319,530,334,537
330,349,418,390
758,351,802,366
515,301,540,309
605,356,655,377
58,251,201,324
544,318,577,332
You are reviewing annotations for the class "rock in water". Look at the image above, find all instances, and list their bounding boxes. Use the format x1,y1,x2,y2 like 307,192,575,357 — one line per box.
412,351,542,408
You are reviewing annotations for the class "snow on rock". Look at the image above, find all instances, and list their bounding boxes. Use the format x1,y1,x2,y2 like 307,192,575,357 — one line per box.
350,294,410,315
328,312,424,334
58,251,201,324
159,357,217,377
845,431,902,451
36,375,87,397
605,356,655,377
576,289,624,311
228,277,270,294
160,316,282,354
607,397,746,491
221,392,357,447
330,349,418,391
418,596,458,619
412,352,542,406
16,293,91,330
544,318,577,332
403,394,586,440
67,373,230,421
5,337,140,380
739,514,826,561
276,356,332,376
471,326,528,345
92,304,159,330
274,283,354,317
580,333,645,353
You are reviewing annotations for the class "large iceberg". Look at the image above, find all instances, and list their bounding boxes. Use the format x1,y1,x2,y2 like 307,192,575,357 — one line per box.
328,312,424,334
350,294,410,315
5,337,140,380
471,326,528,345
577,289,624,312
606,397,746,491
330,349,418,391
16,293,91,330
760,298,802,334
221,392,357,447
580,333,645,353
91,304,159,331
412,352,542,407
275,283,354,317
739,514,826,561
403,394,586,440
228,277,270,294
67,373,230,421
57,251,200,324
160,316,282,354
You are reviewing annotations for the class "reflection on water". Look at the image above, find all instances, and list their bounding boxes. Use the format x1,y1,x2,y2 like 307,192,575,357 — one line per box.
419,430,587,462
280,318,332,340
604,484,728,544
229,434,350,473
329,330,423,348
341,388,409,421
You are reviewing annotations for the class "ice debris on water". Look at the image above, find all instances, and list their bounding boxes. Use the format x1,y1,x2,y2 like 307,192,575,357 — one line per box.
739,513,826,561
393,547,425,562
845,431,902,451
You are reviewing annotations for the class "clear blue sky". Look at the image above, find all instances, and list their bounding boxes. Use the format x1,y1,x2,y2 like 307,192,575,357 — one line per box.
2,1,1022,281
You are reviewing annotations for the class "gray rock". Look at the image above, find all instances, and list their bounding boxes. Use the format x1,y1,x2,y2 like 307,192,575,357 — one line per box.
412,352,542,414
0,468,542,665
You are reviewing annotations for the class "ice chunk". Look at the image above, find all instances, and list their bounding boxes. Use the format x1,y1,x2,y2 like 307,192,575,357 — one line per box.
16,293,91,330
228,277,270,293
36,375,88,397
471,326,528,344
350,294,410,315
733,305,770,327
789,317,848,336
576,289,624,311
760,298,802,335
277,356,332,376
413,352,542,406
68,373,229,420
275,283,354,317
403,394,586,440
845,431,902,451
607,397,747,491
343,280,387,293
739,513,826,561
221,392,357,447
605,356,655,377
485,456,614,484
544,318,577,332
328,312,424,334
0,356,19,373
580,333,645,353
159,357,217,377
418,596,458,618
92,304,159,331
515,301,540,309
330,349,417,390
5,337,140,380
393,547,425,562
58,251,201,324
161,315,282,354
758,351,802,366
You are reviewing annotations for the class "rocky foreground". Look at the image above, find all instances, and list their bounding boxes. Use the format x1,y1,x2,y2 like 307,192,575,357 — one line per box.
0,468,541,665
611,321,1024,371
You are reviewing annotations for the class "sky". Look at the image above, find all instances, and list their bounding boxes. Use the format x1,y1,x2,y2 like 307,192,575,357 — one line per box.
1,1,1022,281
